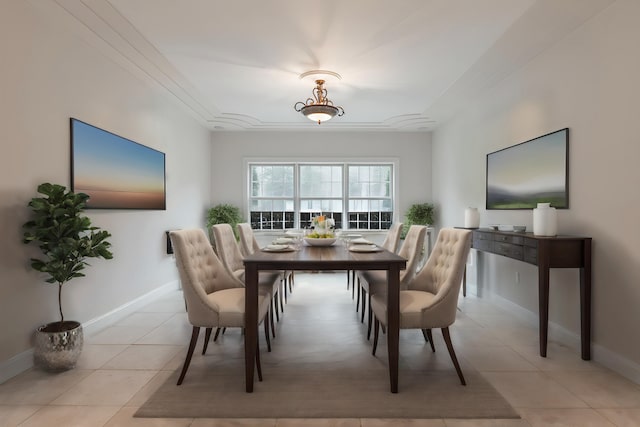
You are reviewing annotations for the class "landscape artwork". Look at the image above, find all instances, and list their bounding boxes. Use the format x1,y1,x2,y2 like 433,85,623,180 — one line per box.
71,118,166,210
486,128,568,209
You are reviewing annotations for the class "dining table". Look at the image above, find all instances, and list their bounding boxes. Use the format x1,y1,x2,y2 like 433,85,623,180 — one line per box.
243,238,407,393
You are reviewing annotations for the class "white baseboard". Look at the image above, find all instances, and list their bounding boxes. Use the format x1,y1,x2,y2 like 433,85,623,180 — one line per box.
488,293,640,386
0,349,34,385
0,280,179,384
82,280,180,337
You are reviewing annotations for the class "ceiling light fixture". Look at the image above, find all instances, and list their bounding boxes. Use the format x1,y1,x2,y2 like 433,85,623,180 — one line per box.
294,79,344,125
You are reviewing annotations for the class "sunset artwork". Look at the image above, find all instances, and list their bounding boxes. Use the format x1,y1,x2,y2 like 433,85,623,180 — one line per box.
71,119,166,210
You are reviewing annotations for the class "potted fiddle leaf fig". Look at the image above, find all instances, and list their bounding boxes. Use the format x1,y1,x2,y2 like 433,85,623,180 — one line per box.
22,183,113,371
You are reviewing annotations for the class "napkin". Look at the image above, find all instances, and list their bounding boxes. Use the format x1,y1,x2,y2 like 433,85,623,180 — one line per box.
350,237,373,244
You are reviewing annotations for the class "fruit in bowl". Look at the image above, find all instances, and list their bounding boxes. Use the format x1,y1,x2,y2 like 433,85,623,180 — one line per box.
306,232,335,239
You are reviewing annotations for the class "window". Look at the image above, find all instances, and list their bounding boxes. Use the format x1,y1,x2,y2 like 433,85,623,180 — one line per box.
248,162,394,231
249,165,294,230
348,165,393,230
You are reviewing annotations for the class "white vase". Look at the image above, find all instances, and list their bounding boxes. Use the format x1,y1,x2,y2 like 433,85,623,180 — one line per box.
464,207,480,228
533,203,557,236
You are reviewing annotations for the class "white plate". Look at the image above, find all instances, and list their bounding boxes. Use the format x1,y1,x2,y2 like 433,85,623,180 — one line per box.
273,237,294,244
349,244,381,252
304,237,337,246
262,244,294,252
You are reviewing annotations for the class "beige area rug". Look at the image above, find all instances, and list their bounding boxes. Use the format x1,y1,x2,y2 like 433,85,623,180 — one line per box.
135,274,519,419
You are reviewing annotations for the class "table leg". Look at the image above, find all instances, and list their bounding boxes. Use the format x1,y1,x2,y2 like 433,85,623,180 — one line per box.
463,265,467,297
580,239,592,360
538,242,550,358
387,264,401,393
245,264,259,392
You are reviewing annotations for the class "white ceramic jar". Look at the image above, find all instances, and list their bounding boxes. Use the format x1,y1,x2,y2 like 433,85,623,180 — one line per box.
464,207,480,228
533,203,557,236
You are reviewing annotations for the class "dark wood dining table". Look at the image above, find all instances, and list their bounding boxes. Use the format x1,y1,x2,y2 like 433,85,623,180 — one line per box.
243,241,407,393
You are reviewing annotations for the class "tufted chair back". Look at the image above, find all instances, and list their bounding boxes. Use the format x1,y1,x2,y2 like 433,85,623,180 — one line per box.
212,223,245,279
237,223,261,257
380,222,404,253
397,225,427,285
169,229,243,326
408,228,472,327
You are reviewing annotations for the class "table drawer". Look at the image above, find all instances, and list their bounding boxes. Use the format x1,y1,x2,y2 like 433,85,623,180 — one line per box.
524,246,538,264
473,237,493,252
494,234,524,245
474,231,493,241
492,242,524,260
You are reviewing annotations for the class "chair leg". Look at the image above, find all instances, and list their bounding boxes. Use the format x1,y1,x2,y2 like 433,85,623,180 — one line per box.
256,335,263,382
213,327,227,342
422,329,436,352
351,270,356,299
355,277,361,312
372,318,380,356
279,282,285,312
360,287,367,323
366,294,373,340
273,295,280,322
202,327,213,355
442,327,466,386
289,271,294,293
426,329,435,353
270,302,276,339
347,269,350,290
264,310,271,352
177,326,200,385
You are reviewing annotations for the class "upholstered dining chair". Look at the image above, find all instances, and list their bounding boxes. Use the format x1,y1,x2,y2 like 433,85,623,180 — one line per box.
353,222,403,303
371,227,472,385
357,224,426,340
169,229,271,385
237,222,293,310
212,223,281,346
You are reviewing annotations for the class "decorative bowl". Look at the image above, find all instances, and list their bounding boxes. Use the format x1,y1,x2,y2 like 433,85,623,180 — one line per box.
513,225,527,233
304,237,337,246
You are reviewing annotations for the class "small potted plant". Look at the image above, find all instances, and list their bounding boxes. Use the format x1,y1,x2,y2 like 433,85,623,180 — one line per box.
22,183,113,371
401,202,435,238
206,203,242,246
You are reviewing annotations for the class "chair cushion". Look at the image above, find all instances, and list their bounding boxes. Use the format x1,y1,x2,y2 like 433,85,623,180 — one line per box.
358,270,387,294
371,290,440,329
199,288,270,328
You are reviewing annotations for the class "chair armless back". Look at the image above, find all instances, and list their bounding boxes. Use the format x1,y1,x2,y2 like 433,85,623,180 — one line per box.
212,223,246,277
169,229,243,326
237,223,260,257
409,228,472,327
381,222,404,253
398,225,427,285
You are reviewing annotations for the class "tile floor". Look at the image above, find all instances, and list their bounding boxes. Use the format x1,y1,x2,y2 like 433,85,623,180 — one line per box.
2,272,640,427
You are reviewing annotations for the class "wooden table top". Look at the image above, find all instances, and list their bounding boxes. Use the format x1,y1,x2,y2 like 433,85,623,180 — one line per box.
243,243,407,271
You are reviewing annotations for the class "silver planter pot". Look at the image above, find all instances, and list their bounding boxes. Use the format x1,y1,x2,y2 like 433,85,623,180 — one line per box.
34,321,83,371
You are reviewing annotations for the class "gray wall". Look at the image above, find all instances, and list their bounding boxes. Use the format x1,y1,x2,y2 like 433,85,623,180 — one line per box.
0,1,212,377
432,0,640,381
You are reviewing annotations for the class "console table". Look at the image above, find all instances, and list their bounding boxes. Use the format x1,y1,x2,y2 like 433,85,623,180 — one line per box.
467,228,592,360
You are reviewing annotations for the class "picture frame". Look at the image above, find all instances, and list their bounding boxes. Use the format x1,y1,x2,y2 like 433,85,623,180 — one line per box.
70,118,166,210
486,128,569,210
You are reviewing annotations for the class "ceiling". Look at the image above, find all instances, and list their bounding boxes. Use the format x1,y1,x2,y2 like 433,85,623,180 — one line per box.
44,0,612,131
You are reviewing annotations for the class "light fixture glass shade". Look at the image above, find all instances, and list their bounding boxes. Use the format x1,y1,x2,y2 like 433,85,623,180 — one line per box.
301,105,338,123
